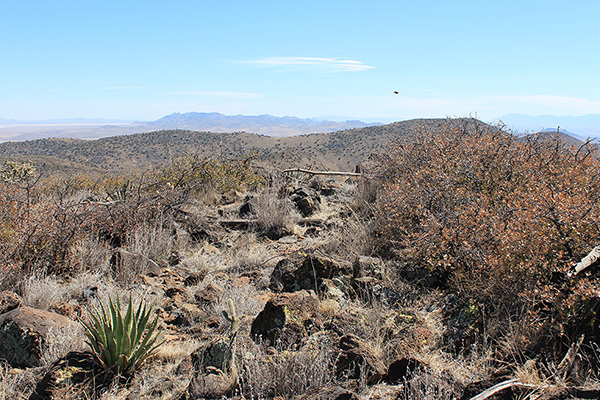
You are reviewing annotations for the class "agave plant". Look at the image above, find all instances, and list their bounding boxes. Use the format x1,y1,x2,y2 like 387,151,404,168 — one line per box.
80,295,163,376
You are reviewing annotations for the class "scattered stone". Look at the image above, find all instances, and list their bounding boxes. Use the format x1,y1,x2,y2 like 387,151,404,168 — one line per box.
266,225,293,241
220,189,241,205
203,244,220,254
195,283,224,305
168,251,181,266
295,196,319,217
0,306,79,368
291,188,321,217
30,351,103,400
293,384,360,400
319,182,343,196
270,256,351,294
0,291,22,315
82,286,98,300
278,235,298,244
385,357,426,383
251,290,321,347
352,256,384,279
165,303,204,327
270,259,299,292
335,334,386,384
319,279,345,299
188,338,237,399
183,269,208,286
165,286,186,299
399,263,449,289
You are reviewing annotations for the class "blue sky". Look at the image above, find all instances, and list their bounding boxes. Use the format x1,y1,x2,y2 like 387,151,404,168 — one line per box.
1,0,599,123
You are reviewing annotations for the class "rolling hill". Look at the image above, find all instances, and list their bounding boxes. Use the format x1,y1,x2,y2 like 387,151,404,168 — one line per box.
2,118,577,175
0,118,458,173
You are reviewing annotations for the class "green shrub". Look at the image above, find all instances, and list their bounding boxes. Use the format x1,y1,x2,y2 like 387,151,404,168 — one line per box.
81,296,163,376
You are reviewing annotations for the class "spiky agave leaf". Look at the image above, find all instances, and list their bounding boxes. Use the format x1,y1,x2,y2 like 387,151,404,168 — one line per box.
80,295,163,376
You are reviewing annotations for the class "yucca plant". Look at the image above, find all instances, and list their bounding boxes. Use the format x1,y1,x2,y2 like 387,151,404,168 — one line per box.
80,295,163,376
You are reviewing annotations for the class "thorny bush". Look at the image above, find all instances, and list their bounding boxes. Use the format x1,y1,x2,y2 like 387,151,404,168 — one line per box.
373,118,600,357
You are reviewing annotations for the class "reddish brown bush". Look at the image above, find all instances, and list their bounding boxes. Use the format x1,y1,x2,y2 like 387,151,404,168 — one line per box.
373,119,600,350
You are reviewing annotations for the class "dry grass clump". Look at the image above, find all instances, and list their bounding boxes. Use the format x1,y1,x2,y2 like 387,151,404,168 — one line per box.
20,272,65,310
237,337,336,398
0,362,39,400
249,189,299,237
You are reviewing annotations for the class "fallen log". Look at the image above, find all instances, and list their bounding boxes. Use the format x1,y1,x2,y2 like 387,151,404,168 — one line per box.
283,168,362,177
469,378,537,400
573,245,600,276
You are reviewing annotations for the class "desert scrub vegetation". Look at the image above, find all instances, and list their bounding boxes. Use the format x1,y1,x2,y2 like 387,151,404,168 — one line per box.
0,154,265,282
4,121,600,399
372,118,600,358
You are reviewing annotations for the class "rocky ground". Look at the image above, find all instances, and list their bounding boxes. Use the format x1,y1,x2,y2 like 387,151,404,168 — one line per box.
1,175,598,399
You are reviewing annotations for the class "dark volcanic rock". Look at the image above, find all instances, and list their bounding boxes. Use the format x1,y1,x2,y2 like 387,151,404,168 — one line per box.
293,384,360,400
0,306,78,368
385,357,426,383
251,290,320,347
0,291,23,315
335,334,386,384
270,255,351,293
30,351,103,400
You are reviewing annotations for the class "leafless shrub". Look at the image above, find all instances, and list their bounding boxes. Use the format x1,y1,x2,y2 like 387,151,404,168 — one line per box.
71,236,112,274
127,221,173,265
312,213,375,264
250,189,298,237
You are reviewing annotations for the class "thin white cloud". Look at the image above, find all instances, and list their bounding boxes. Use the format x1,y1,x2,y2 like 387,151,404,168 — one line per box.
240,57,376,72
103,86,144,90
169,91,264,98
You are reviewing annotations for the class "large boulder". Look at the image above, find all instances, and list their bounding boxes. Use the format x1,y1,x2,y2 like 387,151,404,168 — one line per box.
30,351,101,400
270,256,351,294
251,290,321,347
0,306,79,368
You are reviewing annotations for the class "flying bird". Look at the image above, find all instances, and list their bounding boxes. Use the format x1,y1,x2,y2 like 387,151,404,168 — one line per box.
393,91,399,94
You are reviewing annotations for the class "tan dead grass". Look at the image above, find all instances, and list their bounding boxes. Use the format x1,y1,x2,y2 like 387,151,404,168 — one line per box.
0,362,38,400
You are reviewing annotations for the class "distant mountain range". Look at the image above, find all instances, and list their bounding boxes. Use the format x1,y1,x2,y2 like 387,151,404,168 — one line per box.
497,113,600,139
0,112,381,141
2,112,598,142
141,112,381,136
